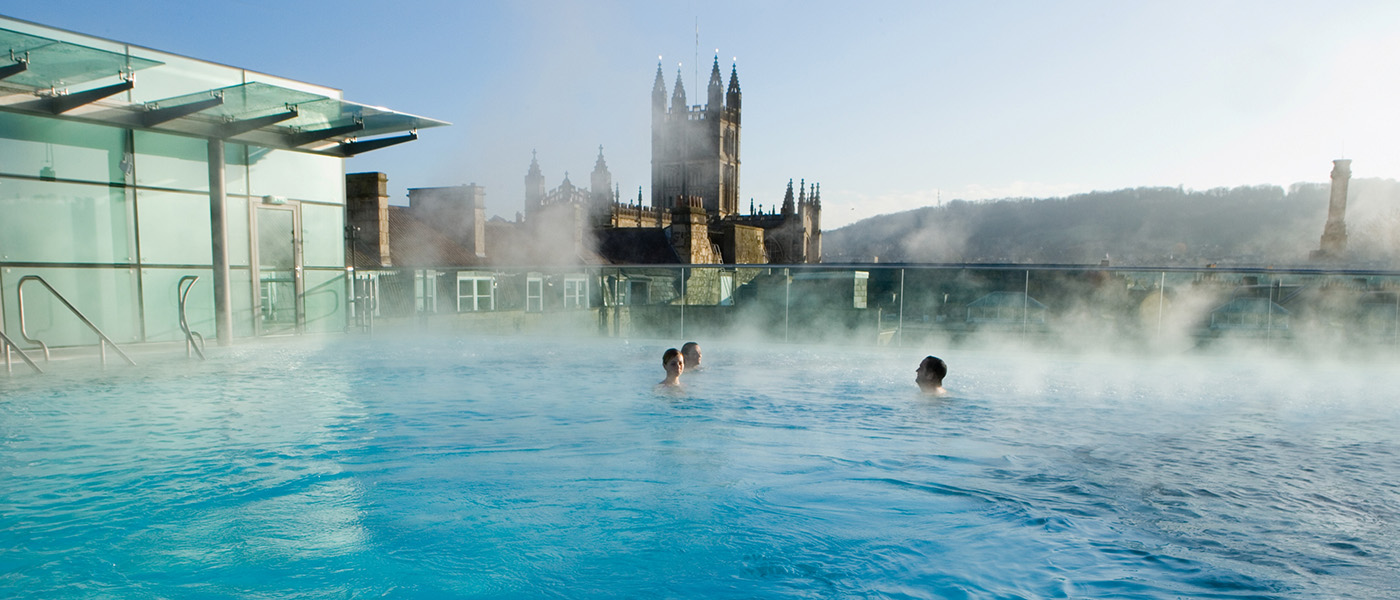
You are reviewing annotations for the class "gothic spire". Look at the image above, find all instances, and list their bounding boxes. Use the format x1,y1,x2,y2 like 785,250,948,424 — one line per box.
707,55,723,112
726,61,742,111
671,66,687,109
782,179,795,217
527,149,541,177
594,145,608,171
652,61,667,114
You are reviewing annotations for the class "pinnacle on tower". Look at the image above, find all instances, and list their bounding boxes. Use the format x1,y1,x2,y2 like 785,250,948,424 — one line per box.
726,62,741,110
707,55,724,112
594,145,608,170
782,179,795,217
526,147,543,177
652,61,667,115
671,67,687,109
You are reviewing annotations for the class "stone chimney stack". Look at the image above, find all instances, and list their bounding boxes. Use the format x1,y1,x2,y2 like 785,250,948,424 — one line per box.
346,172,391,267
1316,159,1352,260
669,204,718,264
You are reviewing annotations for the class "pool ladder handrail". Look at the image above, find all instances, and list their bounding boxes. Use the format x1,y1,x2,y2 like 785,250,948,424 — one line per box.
1,328,44,375
178,275,206,360
16,275,137,368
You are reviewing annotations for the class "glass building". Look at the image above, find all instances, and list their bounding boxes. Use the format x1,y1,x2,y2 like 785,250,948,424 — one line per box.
0,15,446,360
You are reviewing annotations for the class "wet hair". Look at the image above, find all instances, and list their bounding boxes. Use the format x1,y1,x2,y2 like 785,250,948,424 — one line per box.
663,348,682,367
919,356,948,382
681,341,699,354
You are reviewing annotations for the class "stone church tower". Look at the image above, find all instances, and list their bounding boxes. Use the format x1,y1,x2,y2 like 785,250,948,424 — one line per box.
651,57,741,217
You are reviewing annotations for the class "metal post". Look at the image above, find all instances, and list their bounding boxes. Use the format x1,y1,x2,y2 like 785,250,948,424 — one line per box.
897,268,906,347
784,268,791,343
1156,271,1166,338
680,267,686,338
1266,280,1276,343
1022,270,1030,336
207,139,233,346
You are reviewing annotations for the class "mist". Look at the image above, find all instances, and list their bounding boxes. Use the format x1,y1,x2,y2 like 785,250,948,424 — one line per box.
825,179,1400,268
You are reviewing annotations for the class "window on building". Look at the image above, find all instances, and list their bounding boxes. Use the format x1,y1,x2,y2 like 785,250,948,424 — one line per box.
526,275,544,312
457,272,494,312
719,272,735,306
626,280,650,305
563,275,589,309
415,269,437,313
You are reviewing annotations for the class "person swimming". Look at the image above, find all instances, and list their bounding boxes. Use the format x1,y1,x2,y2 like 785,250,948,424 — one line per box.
916,355,948,396
658,347,684,388
680,342,702,371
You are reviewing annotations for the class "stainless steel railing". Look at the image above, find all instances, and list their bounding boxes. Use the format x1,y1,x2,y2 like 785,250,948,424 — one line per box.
178,275,206,360
17,275,136,368
1,328,43,375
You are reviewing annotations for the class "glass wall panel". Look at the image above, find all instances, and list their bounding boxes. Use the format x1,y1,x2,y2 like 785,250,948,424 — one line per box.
134,131,209,192
0,266,140,347
225,143,249,197
136,190,212,266
0,178,133,264
249,149,344,204
230,267,255,338
301,202,345,268
139,268,215,343
227,196,251,267
304,269,346,334
0,112,129,185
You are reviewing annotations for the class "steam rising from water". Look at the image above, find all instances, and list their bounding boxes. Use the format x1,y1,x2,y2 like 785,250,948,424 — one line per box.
2,335,1397,598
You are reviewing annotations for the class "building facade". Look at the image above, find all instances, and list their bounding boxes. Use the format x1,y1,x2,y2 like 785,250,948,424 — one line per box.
651,58,742,217
0,15,443,358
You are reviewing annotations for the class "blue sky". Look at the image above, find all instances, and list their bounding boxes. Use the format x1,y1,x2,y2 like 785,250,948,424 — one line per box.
8,1,1400,228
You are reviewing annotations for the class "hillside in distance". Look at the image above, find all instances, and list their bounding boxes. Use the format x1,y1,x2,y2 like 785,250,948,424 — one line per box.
824,180,1400,267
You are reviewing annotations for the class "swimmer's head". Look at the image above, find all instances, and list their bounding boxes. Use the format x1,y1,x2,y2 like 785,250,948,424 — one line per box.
681,342,701,368
916,355,947,393
663,348,684,377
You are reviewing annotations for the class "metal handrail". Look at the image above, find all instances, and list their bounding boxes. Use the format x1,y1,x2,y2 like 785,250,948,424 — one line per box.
1,328,43,375
17,275,137,368
178,275,206,360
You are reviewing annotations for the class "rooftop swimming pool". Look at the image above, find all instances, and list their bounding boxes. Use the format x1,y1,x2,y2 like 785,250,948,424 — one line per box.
2,335,1398,598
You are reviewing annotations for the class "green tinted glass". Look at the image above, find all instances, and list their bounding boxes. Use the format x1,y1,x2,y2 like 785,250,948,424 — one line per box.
0,178,132,263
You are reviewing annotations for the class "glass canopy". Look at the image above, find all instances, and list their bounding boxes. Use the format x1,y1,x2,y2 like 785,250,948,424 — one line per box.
1,26,446,155
0,26,162,89
150,81,448,140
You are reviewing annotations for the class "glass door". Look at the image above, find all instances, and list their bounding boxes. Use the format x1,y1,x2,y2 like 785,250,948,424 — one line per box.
254,204,302,335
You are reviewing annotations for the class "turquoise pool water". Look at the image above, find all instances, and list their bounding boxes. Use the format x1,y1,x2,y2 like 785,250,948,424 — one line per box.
2,335,1397,598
